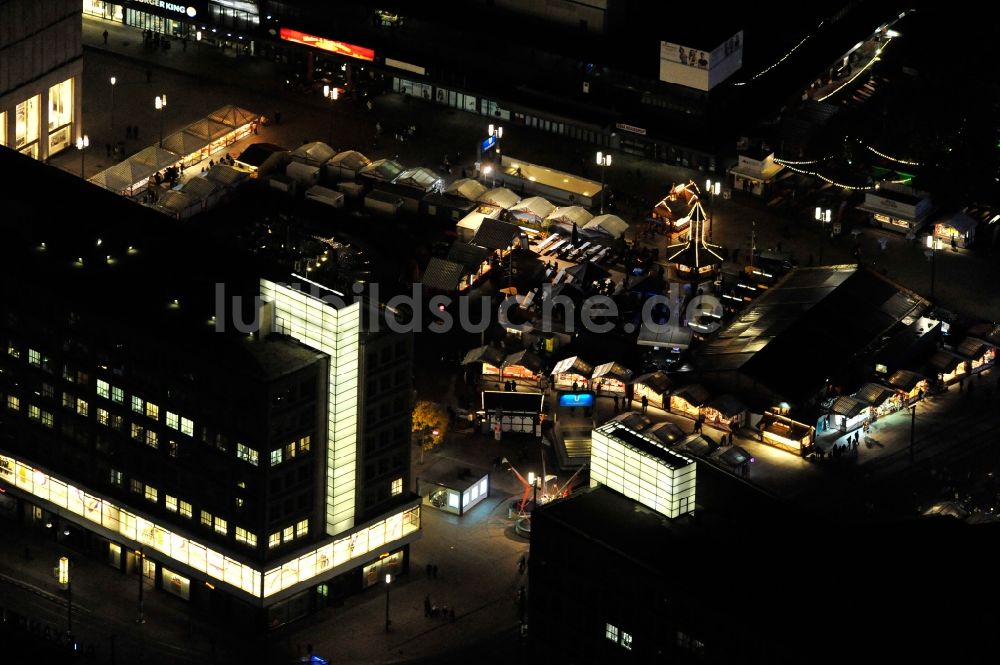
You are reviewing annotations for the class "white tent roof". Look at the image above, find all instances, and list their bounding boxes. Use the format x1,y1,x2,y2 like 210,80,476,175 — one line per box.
509,196,555,221
290,142,337,166
329,150,370,170
207,104,258,129
360,158,404,181
394,167,442,191
89,146,181,193
445,178,487,202
583,214,629,239
545,206,593,227
205,164,249,187
477,187,521,210
456,210,498,234
154,189,199,214
180,176,219,200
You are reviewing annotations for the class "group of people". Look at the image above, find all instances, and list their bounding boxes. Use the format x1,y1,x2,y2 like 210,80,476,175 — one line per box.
502,380,519,392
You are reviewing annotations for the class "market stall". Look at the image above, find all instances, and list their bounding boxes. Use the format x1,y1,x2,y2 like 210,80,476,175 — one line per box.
89,145,182,199
447,243,491,290
455,208,502,243
669,384,710,419
883,369,928,404
418,464,490,516
591,362,633,395
828,396,869,433
203,164,249,192
854,382,902,419
502,349,546,383
544,205,592,233
360,158,404,182
152,189,200,220
756,411,814,455
462,344,506,385
551,356,593,390
394,167,444,193
927,349,967,385
932,211,977,249
234,142,288,178
509,196,556,226
481,391,545,436
180,176,222,209
606,411,652,431
649,181,698,231
699,394,747,432
956,337,996,373
630,371,672,409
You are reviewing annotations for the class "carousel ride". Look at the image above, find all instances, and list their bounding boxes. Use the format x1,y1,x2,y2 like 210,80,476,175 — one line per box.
502,455,587,538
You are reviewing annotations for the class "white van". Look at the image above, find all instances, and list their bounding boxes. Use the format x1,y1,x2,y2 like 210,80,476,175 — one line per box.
305,185,345,209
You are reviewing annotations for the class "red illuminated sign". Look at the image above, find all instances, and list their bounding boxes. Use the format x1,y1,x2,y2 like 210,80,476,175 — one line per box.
279,28,374,61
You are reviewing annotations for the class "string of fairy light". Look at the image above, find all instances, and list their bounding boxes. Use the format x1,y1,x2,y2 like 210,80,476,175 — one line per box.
734,21,825,86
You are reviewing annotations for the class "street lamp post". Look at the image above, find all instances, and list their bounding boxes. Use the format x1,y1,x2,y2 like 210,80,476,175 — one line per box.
323,84,339,146
925,235,940,301
136,547,146,624
705,179,721,240
76,135,89,179
488,123,503,166
154,94,167,148
58,556,72,640
483,165,495,188
909,403,916,462
110,77,117,129
816,207,831,264
527,472,540,511
596,151,611,214
384,573,392,632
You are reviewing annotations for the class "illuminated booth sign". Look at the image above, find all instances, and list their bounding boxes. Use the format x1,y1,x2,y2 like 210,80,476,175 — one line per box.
279,28,375,61
590,422,696,519
558,393,593,408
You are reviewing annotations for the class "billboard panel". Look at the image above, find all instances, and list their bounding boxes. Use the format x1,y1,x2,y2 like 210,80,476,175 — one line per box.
279,27,375,61
659,30,743,91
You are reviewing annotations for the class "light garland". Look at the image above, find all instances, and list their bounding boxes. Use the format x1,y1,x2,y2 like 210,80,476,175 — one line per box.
778,162,875,191
816,37,892,102
734,21,825,86
857,138,921,166
774,156,832,166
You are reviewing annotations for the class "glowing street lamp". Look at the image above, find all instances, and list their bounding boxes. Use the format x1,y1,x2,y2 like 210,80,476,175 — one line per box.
384,573,393,632
596,151,611,214
76,134,89,179
705,179,721,239
154,94,167,147
925,234,941,301
57,556,72,639
323,84,339,145
488,123,503,164
110,76,117,129
816,207,832,264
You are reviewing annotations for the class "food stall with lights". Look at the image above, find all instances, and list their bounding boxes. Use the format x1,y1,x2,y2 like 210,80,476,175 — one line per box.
630,371,672,409
418,464,490,517
926,349,966,385
756,410,815,455
883,369,928,404
591,362,633,396
502,350,546,385
669,384,711,419
955,337,995,373
461,344,506,386
496,156,602,207
649,181,699,231
551,356,593,390
853,382,901,419
699,394,747,432
932,211,977,249
827,396,869,433
857,182,932,234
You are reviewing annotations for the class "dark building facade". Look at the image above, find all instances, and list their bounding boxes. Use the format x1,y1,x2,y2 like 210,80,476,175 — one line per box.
529,484,1000,664
0,147,419,629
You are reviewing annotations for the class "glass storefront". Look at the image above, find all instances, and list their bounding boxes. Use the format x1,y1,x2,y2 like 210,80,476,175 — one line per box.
393,77,432,101
83,0,124,21
361,550,403,589
48,78,73,156
162,566,191,600
15,95,40,157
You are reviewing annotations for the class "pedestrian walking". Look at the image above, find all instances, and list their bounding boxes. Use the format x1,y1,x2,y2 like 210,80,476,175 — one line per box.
641,394,648,414
432,564,439,579
102,29,109,45
518,554,526,574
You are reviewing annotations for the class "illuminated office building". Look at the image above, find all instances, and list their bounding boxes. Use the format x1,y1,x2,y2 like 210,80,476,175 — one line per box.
0,0,82,159
590,422,696,519
0,151,417,628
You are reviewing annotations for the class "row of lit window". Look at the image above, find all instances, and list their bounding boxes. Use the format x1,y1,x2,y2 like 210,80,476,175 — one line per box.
268,519,309,549
269,436,311,467
7,396,54,427
605,623,634,651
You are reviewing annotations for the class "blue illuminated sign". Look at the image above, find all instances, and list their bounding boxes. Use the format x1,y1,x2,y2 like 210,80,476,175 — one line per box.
559,393,594,408
481,135,497,152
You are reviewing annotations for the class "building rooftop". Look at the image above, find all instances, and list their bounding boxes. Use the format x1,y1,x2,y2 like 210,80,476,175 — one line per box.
594,422,694,470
